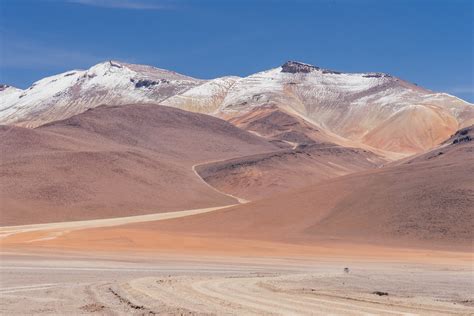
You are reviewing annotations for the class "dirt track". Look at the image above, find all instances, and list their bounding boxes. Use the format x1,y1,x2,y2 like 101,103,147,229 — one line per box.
192,162,249,204
0,204,235,242
1,253,472,315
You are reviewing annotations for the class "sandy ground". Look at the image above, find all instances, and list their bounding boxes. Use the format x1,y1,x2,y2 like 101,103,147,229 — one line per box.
1,251,473,315
1,213,473,315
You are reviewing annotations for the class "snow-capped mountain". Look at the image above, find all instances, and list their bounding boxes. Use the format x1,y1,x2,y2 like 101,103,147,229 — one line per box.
0,61,204,127
212,61,474,154
1,60,473,155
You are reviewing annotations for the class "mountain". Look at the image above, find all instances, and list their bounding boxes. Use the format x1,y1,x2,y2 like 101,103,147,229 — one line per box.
0,104,277,225
146,125,474,250
159,60,474,155
1,60,473,156
0,61,203,128
211,61,473,155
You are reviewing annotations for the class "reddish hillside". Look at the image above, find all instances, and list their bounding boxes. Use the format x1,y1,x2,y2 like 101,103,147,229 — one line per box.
144,126,473,250
0,104,277,225
195,143,385,200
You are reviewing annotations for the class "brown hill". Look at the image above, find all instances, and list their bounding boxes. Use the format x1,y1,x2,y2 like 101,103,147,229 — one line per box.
227,105,334,147
199,105,385,200
144,126,474,250
195,143,385,200
0,104,277,225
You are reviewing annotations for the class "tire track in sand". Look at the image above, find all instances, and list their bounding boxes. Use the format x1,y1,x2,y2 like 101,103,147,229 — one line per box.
0,204,235,243
125,275,440,315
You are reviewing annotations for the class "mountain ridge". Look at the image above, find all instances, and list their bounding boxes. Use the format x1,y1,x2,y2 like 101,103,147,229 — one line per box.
1,60,473,156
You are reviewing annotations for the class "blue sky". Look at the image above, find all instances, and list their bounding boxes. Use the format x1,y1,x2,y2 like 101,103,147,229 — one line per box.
0,0,473,101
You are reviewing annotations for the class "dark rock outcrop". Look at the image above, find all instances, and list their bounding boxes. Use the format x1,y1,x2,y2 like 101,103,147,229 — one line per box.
363,73,392,78
281,61,342,75
0,84,11,91
450,126,473,144
281,61,320,73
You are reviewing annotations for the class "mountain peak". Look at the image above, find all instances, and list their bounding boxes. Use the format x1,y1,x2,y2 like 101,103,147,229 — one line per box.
0,84,11,91
103,60,124,69
281,61,320,73
0,84,22,92
87,60,201,82
280,61,343,75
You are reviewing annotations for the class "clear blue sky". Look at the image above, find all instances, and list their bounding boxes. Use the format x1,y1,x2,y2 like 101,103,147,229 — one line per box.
0,0,473,101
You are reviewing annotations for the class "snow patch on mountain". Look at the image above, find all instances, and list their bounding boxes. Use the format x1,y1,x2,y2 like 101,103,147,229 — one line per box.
163,76,240,114
0,61,203,127
1,60,472,155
